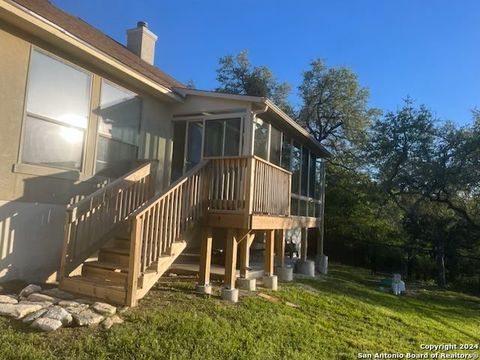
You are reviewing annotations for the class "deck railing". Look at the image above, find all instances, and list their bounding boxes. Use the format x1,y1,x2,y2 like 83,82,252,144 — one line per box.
126,161,210,304
59,162,155,277
252,156,291,216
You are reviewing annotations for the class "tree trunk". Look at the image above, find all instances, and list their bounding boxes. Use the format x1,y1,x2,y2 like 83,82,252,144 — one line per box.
435,239,446,288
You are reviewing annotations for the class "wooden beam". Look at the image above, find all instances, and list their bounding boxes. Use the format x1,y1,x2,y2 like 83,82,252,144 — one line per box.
224,229,238,289
301,228,308,261
264,230,274,276
275,229,286,268
198,227,213,286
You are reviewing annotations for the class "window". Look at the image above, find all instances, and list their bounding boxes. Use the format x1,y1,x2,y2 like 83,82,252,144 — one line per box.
253,118,269,159
171,121,186,181
96,81,141,177
204,118,241,157
269,126,281,165
22,50,91,170
281,134,292,170
186,121,203,171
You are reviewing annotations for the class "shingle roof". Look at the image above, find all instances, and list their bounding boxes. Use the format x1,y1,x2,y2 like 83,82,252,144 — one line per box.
11,0,184,89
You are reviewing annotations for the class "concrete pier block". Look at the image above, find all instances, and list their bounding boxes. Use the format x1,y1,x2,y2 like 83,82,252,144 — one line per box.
315,255,328,275
195,284,212,295
236,278,256,291
276,266,294,282
295,260,315,277
262,275,278,291
221,288,239,302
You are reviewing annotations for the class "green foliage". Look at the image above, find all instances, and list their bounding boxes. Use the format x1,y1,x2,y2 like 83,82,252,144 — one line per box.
215,50,293,116
297,59,380,153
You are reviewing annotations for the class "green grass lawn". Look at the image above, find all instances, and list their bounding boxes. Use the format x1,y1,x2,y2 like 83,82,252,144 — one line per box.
0,264,479,360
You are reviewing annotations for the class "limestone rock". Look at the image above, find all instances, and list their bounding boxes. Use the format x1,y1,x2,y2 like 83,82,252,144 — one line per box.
27,293,57,304
64,304,89,315
101,317,114,330
58,300,81,307
101,315,124,330
11,303,43,319
0,303,16,317
31,317,62,332
18,300,53,309
73,309,104,326
41,288,76,300
110,315,124,325
92,302,116,316
0,295,18,304
19,284,42,298
22,309,48,324
43,306,73,326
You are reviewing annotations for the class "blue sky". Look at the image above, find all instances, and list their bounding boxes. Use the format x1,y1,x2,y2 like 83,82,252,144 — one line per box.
52,0,480,125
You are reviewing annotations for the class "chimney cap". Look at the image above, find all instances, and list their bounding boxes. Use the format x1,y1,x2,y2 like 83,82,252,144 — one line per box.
137,21,148,28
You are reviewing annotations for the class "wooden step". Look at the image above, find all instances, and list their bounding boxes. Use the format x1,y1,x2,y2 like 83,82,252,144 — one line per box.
113,238,130,249
82,261,128,285
60,276,127,305
98,248,130,267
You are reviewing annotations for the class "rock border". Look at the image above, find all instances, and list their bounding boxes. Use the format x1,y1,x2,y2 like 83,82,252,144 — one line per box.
0,284,125,332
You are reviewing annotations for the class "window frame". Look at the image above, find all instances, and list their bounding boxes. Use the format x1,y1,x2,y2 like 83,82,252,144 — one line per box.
18,47,93,173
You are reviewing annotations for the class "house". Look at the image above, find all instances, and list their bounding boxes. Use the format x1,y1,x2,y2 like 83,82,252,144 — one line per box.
0,0,330,305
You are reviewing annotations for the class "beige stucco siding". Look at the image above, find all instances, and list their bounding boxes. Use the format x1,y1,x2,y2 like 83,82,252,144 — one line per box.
0,24,176,282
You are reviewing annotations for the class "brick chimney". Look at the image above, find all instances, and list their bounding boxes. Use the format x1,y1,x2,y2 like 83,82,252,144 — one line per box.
126,21,158,65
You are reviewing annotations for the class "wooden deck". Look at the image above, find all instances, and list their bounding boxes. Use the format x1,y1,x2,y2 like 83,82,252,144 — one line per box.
59,155,325,306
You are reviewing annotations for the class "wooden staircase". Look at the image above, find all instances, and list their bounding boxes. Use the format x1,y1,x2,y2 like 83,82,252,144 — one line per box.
58,161,209,306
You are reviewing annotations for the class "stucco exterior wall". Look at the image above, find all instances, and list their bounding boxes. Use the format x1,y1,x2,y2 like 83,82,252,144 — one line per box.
0,24,175,282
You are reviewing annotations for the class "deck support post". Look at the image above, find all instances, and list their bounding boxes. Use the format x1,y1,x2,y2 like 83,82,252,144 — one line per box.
196,227,212,295
275,229,293,281
222,229,239,302
275,229,286,268
296,227,315,277
262,229,278,290
239,232,254,278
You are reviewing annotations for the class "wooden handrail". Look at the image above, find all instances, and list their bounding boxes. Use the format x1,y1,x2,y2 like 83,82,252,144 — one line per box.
67,162,153,222
60,161,155,278
252,156,292,176
126,160,211,305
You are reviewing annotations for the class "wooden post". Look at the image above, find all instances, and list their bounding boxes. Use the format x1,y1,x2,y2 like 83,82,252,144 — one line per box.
239,232,254,278
126,217,142,307
301,228,308,261
264,230,274,276
275,229,286,268
198,227,212,286
224,229,238,289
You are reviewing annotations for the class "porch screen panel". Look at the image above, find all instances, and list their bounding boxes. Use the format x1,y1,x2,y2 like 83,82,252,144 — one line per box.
253,119,269,160
22,50,91,170
301,147,309,196
309,152,317,198
224,118,241,156
291,142,301,194
171,121,186,181
269,126,281,165
185,121,203,171
281,135,292,170
204,120,223,157
96,81,141,177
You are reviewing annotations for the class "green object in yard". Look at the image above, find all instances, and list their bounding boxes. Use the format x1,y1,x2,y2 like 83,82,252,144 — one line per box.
380,278,393,287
